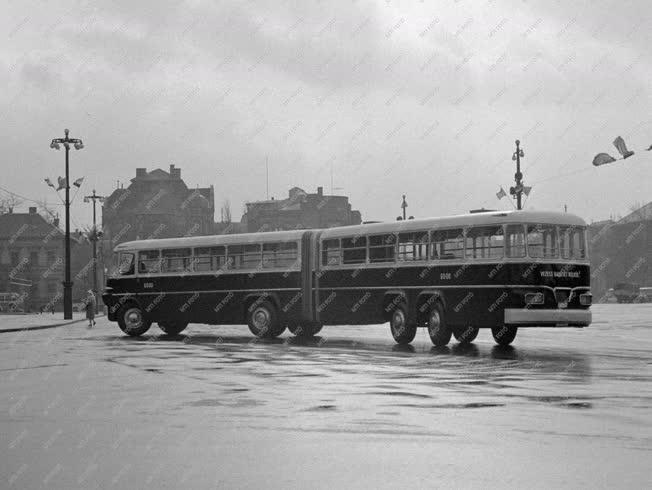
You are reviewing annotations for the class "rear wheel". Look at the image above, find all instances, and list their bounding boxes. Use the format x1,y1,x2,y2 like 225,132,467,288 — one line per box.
247,300,284,338
118,305,152,337
492,325,517,346
427,303,451,346
158,321,188,335
389,304,416,344
453,325,479,344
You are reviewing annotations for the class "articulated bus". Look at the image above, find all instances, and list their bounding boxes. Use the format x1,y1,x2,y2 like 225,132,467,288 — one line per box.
102,210,592,346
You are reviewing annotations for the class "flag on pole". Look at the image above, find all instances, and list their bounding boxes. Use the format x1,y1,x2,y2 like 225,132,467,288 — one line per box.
523,186,532,196
646,144,652,151
44,178,55,188
496,187,507,200
73,177,84,188
592,153,617,166
56,176,67,191
613,136,635,159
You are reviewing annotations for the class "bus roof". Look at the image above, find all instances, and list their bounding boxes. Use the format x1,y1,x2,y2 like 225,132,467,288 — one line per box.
320,210,587,240
113,210,587,252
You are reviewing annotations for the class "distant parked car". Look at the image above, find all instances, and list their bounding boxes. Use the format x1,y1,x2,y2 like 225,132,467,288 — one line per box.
613,282,640,303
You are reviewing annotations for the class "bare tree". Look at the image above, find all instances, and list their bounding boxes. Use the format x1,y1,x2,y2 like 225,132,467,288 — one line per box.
0,195,23,214
36,199,59,224
221,199,232,223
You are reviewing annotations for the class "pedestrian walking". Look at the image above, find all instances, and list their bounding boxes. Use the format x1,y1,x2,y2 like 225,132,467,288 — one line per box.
85,290,97,327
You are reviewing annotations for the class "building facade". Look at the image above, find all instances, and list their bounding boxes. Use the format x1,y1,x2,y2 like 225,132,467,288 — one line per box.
243,186,362,232
589,202,652,300
0,208,92,311
102,164,215,253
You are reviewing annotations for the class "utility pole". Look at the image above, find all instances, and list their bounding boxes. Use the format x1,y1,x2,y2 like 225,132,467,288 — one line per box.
50,129,84,319
509,139,525,210
84,189,105,312
401,194,407,220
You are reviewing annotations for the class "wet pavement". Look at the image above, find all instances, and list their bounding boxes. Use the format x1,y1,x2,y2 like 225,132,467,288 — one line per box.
1,304,651,489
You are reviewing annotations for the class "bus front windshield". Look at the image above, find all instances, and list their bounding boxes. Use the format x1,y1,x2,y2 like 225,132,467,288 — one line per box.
116,252,135,276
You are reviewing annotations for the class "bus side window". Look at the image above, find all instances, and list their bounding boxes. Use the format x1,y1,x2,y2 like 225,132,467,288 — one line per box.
342,236,367,264
138,250,161,273
431,229,464,259
369,234,396,263
263,242,299,268
398,232,428,261
527,224,558,258
465,226,504,259
322,239,341,266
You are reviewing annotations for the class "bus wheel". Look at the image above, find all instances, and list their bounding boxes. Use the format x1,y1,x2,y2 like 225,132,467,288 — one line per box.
454,326,479,344
158,322,188,335
389,305,416,344
247,301,282,338
118,306,152,337
492,325,517,346
427,303,451,346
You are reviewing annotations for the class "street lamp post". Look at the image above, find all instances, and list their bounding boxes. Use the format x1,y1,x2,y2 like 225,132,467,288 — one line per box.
510,139,525,210
84,189,104,312
50,129,84,319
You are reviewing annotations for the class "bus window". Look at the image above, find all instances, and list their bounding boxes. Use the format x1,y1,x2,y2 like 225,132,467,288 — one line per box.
263,242,299,268
118,252,135,275
138,250,162,273
369,234,396,263
527,224,558,258
228,244,262,269
506,224,526,257
465,226,504,259
322,239,341,266
398,232,428,261
560,226,586,259
161,248,192,273
194,246,226,272
342,236,367,264
431,229,464,260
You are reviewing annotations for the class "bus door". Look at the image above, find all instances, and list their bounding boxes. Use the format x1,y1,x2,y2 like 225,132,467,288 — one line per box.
300,231,320,325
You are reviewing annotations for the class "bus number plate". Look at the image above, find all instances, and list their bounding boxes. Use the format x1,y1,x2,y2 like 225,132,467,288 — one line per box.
440,272,451,280
143,282,154,289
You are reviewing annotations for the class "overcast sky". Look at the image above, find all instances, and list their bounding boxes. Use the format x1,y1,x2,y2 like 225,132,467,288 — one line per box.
1,0,651,228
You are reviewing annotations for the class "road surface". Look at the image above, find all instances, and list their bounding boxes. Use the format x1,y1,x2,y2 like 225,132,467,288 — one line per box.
1,304,651,489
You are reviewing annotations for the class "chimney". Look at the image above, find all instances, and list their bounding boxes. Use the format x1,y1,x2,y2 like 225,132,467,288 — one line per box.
136,168,147,178
53,217,59,227
29,207,37,214
170,164,181,179
317,186,323,196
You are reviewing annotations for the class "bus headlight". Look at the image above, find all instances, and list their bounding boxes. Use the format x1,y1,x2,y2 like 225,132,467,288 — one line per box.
525,292,545,305
579,293,592,306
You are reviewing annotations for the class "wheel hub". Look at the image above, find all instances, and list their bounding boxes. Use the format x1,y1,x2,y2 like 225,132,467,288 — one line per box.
391,310,405,331
253,308,270,330
429,310,440,330
125,310,142,328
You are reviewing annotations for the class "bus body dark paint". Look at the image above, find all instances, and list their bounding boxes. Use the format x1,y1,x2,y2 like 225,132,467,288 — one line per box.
103,210,592,335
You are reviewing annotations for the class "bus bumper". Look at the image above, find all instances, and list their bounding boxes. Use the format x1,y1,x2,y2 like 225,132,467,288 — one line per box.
504,308,592,327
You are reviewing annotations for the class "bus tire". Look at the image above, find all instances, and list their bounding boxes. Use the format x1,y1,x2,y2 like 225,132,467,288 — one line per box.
427,303,451,346
389,304,416,344
118,305,151,337
247,300,282,338
158,321,188,335
492,325,517,346
453,325,479,344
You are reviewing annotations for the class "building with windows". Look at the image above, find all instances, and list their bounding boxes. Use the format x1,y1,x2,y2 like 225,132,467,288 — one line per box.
102,164,215,248
589,202,652,299
243,186,361,233
0,207,91,311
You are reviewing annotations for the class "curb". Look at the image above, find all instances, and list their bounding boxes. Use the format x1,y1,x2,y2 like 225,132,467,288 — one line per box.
0,317,91,334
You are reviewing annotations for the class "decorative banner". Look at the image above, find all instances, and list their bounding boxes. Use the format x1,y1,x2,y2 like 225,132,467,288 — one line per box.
73,177,84,188
56,176,67,191
44,178,55,188
613,136,635,159
592,153,617,166
523,186,532,196
496,187,507,200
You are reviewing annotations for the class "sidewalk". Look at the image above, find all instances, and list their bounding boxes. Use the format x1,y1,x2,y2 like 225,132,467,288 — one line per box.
0,313,89,333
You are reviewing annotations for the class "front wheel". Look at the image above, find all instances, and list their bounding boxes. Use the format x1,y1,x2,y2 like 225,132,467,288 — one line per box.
453,326,479,344
158,321,188,335
247,301,284,338
118,306,152,337
492,325,518,346
427,303,451,346
389,305,416,344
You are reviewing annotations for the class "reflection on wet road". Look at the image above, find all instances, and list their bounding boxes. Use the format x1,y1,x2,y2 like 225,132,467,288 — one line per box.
2,304,651,488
